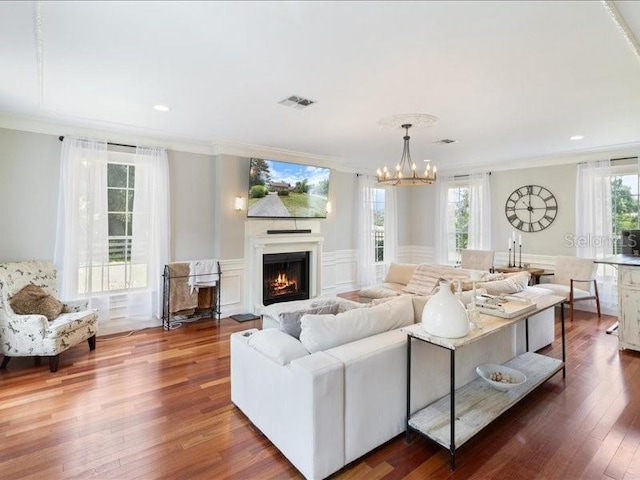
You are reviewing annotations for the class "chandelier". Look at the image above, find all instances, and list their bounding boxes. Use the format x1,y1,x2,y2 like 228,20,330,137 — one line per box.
376,123,437,186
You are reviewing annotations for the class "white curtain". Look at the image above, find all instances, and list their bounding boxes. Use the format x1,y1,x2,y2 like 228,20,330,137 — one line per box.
127,146,170,320
575,159,617,312
357,175,377,286
384,186,398,265
54,137,110,318
434,175,456,264
468,173,492,250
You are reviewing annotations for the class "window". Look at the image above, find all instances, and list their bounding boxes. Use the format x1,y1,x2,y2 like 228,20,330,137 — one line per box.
611,174,640,254
446,185,470,263
78,160,147,294
373,188,385,262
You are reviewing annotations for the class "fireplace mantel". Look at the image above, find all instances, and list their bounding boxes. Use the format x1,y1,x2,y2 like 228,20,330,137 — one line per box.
244,222,324,313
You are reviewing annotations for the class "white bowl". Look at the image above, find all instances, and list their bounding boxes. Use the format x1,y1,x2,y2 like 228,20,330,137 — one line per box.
476,363,527,391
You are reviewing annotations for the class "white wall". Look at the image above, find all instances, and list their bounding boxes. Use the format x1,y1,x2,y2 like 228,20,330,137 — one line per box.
169,149,216,261
0,129,61,261
491,164,577,257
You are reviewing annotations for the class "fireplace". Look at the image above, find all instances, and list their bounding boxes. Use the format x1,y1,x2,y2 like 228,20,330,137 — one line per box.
263,252,310,306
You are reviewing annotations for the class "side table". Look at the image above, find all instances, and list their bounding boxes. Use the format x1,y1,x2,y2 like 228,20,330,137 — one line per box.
494,266,550,285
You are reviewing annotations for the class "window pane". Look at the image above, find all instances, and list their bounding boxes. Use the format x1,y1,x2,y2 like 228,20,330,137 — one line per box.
130,263,148,288
128,165,135,187
620,175,638,195
108,164,128,188
108,213,126,236
108,188,127,212
127,190,135,211
108,264,126,290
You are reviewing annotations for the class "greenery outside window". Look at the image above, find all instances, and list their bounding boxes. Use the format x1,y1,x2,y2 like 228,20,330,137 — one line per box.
373,188,385,262
447,185,470,263
611,174,640,254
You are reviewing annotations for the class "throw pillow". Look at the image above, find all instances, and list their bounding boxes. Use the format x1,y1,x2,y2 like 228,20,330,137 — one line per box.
9,284,64,321
299,295,414,353
477,272,531,296
403,265,443,296
278,303,340,339
247,329,310,366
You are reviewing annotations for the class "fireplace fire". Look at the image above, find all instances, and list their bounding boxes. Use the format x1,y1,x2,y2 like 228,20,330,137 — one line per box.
263,252,310,306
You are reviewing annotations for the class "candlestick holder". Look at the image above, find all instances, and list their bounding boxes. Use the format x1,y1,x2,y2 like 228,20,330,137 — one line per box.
518,244,522,268
508,247,513,267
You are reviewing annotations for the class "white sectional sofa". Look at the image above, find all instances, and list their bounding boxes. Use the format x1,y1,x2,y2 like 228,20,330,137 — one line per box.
230,283,556,479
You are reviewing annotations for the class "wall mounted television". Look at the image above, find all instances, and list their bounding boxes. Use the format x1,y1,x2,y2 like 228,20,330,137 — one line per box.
247,158,331,219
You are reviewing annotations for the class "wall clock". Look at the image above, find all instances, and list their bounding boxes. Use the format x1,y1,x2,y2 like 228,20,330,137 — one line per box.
505,185,557,232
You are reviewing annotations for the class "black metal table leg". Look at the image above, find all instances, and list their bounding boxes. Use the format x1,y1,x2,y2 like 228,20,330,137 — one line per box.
561,304,566,378
450,348,456,470
406,335,412,443
525,317,529,352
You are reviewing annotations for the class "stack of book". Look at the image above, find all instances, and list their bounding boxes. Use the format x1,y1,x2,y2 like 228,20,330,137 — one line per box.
475,295,538,319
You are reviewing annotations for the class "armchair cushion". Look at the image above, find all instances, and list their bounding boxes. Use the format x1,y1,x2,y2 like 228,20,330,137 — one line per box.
539,283,593,301
9,285,64,321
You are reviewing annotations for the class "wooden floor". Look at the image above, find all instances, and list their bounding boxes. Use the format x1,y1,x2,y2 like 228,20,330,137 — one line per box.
1,297,639,480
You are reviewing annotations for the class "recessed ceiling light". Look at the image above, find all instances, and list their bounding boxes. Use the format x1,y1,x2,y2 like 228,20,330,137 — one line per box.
153,105,171,112
570,135,584,140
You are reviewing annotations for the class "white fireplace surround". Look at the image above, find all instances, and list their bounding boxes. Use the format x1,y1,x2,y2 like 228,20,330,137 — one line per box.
244,221,324,313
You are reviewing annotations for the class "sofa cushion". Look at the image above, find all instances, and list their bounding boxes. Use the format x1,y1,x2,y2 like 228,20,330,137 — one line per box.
278,303,340,339
299,295,414,353
310,297,367,312
9,285,64,321
477,271,530,295
247,328,310,366
358,283,405,300
384,263,417,285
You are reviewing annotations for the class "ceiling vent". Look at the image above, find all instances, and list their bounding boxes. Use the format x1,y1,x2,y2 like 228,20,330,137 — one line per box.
435,138,457,144
278,95,316,109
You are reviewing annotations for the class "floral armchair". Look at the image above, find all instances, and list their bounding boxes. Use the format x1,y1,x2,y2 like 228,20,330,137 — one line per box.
0,261,98,372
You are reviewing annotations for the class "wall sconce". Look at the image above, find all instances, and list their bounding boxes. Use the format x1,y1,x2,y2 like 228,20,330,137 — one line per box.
234,195,245,211
326,201,332,215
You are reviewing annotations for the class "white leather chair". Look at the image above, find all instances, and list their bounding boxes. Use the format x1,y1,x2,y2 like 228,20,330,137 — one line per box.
460,249,495,271
541,256,601,322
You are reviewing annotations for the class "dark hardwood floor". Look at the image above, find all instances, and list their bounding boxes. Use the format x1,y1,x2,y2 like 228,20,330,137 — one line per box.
0,294,638,479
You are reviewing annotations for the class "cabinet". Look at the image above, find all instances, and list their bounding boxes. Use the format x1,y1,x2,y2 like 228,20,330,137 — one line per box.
618,265,640,351
403,294,565,470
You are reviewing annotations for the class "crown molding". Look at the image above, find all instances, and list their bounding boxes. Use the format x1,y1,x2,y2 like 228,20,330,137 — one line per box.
0,111,361,172
212,140,356,172
439,141,640,176
0,111,215,155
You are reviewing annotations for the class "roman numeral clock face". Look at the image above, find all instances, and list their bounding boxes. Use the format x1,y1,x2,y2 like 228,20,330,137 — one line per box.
505,185,557,232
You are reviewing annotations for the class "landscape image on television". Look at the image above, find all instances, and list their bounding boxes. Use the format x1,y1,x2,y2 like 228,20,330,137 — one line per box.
248,158,330,218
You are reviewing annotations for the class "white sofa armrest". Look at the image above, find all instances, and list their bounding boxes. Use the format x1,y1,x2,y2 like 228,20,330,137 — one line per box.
230,330,345,480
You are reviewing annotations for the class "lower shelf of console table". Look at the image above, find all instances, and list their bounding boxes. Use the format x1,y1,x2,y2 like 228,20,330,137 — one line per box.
408,352,563,450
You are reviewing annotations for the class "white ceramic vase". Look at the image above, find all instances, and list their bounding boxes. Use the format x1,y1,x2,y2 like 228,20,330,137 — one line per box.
421,281,470,338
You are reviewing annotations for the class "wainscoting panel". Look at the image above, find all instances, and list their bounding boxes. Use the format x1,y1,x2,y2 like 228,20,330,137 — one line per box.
219,259,246,317
333,249,358,294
